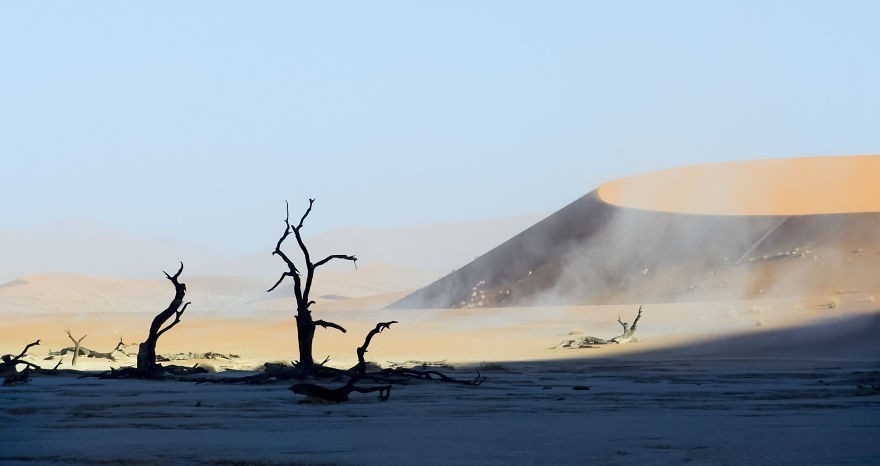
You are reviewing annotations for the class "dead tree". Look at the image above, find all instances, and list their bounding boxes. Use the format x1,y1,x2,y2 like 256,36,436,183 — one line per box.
290,321,396,402
50,337,130,361
268,199,357,375
555,306,644,348
609,305,643,344
89,338,131,360
136,262,191,375
1,340,42,385
65,330,87,367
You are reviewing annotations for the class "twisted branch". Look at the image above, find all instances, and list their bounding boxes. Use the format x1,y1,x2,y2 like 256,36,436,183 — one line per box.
314,319,347,333
13,340,41,361
313,254,358,269
157,302,191,338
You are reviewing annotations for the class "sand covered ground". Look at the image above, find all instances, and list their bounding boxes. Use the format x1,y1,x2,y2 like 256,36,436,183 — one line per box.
2,286,878,464
2,296,878,465
3,292,879,369
2,156,879,464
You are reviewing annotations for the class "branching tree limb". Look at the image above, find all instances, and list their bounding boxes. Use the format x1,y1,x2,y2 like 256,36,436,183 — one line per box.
313,254,358,269
616,316,629,335
314,319,347,333
157,302,191,338
351,321,396,379
610,305,643,344
13,340,40,362
2,340,42,385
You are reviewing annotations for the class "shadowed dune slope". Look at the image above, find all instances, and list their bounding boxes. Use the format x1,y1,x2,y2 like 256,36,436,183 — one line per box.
389,156,880,309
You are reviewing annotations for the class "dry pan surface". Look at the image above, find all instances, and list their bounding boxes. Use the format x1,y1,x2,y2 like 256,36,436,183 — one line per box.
2,297,879,465
1,358,878,465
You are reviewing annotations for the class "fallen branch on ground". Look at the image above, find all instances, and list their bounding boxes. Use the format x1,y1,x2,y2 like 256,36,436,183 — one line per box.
1,340,42,385
380,367,486,386
102,363,208,380
555,306,644,349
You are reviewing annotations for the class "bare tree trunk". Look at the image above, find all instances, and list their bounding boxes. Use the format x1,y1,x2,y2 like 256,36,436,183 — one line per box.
295,312,316,371
136,342,155,373
136,262,191,375
65,330,87,367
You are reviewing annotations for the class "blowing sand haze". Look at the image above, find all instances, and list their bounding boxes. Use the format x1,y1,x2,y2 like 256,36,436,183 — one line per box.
2,155,879,464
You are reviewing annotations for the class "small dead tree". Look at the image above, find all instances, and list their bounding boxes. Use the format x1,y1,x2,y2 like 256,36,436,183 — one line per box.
50,337,129,361
65,330,87,367
1,340,42,385
89,338,131,360
555,306,644,348
609,305,643,344
136,262,191,375
290,321,396,402
268,199,357,375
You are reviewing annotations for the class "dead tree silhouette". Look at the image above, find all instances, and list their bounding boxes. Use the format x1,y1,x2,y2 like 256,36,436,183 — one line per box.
268,199,357,376
1,340,42,385
290,321,396,402
65,330,87,367
136,262,191,375
50,337,130,361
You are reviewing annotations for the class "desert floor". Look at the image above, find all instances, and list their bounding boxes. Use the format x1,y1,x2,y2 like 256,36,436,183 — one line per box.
2,294,879,465
1,357,878,466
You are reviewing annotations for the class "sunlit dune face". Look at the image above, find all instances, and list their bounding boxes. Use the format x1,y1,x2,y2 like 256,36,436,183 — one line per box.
598,155,880,216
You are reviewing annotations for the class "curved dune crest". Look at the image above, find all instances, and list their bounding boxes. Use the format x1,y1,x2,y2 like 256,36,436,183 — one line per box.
598,155,880,216
391,155,880,309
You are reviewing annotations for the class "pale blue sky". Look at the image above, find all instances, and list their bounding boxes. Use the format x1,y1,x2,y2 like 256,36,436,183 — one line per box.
1,1,878,254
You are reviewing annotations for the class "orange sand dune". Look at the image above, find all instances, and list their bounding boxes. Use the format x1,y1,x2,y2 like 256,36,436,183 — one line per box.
598,155,880,215
393,155,880,308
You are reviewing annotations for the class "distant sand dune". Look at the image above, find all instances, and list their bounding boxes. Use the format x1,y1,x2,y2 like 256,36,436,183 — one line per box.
599,155,880,215
391,156,880,308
